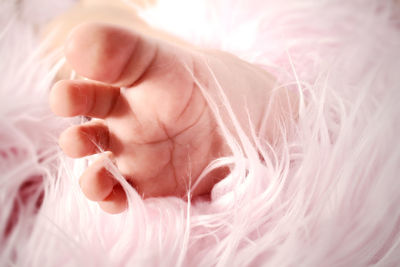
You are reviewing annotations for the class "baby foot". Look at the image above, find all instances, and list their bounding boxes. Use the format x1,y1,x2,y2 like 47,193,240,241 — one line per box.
50,23,290,214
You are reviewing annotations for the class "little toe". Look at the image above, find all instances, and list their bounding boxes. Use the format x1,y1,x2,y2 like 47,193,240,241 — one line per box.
59,120,110,158
65,22,157,86
98,184,127,214
50,80,120,118
79,153,117,202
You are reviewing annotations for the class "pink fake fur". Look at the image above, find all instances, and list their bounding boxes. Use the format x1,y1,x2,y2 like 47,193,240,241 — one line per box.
1,0,399,266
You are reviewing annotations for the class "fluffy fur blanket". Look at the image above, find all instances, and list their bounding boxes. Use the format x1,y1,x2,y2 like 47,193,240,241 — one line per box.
1,0,399,266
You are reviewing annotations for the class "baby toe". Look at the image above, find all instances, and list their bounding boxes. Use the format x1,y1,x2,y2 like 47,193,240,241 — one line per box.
79,153,117,202
98,184,127,214
59,120,110,158
50,80,120,119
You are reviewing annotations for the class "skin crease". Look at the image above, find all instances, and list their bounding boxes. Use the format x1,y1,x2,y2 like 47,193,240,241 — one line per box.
47,0,298,214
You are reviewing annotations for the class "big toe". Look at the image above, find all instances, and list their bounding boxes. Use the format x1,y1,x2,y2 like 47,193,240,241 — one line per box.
65,22,157,86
